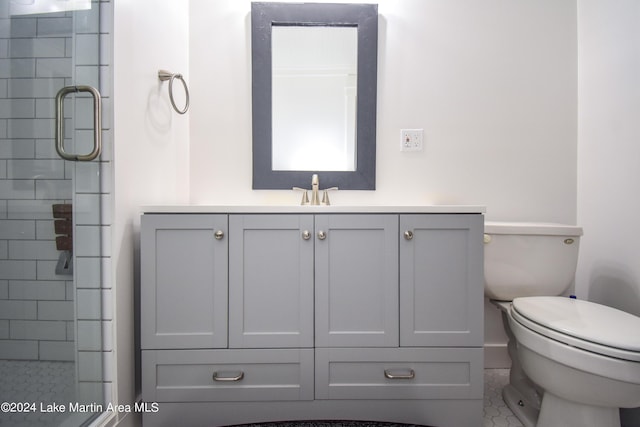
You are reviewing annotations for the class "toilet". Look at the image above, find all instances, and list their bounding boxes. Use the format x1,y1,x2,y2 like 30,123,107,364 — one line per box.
484,221,640,427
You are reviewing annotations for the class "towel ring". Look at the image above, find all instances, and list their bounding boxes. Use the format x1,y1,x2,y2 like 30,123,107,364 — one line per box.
158,69,190,114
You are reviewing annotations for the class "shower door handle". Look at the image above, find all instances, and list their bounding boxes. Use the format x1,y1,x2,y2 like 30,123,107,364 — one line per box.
55,85,102,161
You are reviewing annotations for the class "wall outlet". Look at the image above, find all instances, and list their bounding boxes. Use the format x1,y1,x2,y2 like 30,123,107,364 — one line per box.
400,129,424,152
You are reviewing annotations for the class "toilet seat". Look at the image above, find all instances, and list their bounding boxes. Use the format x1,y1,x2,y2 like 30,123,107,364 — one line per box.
511,296,640,362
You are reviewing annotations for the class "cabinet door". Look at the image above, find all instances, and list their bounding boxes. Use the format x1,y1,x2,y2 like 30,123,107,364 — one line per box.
229,215,314,348
315,214,399,347
400,214,483,347
141,214,228,349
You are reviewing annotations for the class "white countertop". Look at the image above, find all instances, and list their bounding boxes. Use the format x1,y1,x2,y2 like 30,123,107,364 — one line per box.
141,205,486,214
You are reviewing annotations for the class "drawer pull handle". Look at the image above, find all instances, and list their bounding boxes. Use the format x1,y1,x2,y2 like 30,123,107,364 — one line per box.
404,230,413,240
212,371,244,382
384,369,415,380
317,230,327,240
214,230,224,240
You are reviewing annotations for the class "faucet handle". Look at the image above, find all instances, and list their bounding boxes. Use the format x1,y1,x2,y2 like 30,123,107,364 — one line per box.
321,187,338,206
293,187,310,205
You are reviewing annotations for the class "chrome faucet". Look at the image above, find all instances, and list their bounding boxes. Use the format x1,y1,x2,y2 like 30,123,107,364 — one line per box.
293,174,338,206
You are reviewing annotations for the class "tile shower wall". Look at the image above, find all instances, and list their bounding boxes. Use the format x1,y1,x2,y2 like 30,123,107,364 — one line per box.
0,4,77,362
0,0,112,402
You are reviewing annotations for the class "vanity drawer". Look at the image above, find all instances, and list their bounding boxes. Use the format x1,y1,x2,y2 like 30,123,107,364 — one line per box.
142,349,314,402
315,347,483,400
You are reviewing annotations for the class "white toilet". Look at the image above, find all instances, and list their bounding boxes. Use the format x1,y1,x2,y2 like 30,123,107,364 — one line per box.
484,221,640,427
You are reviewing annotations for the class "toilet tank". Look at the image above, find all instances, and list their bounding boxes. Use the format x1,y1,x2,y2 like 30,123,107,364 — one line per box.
484,222,583,301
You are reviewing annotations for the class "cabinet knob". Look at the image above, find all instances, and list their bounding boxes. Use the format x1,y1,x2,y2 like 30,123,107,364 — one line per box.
214,230,224,240
317,230,327,240
302,230,311,240
404,230,413,240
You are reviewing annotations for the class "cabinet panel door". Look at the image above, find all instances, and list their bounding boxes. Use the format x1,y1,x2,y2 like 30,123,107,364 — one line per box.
315,214,399,347
315,347,483,400
229,215,314,348
141,214,228,349
400,214,483,347
142,349,314,402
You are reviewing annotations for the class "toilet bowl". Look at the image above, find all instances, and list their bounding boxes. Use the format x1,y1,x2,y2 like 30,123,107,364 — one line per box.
508,296,640,427
484,221,640,427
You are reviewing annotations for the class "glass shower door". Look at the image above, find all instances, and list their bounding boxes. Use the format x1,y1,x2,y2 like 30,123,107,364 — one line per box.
0,1,106,426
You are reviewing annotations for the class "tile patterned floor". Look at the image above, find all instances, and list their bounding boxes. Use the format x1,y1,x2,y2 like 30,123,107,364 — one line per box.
483,369,524,427
0,361,521,427
0,360,75,427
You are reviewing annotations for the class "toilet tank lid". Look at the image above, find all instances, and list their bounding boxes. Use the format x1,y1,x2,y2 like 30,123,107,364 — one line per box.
485,221,583,236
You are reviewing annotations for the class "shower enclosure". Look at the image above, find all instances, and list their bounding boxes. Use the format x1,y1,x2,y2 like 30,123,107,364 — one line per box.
0,1,110,426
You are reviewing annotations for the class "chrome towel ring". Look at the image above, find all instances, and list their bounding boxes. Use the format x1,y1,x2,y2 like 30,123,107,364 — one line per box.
158,69,190,114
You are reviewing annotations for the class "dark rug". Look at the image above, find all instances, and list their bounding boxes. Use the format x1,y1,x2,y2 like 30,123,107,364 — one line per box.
228,422,432,427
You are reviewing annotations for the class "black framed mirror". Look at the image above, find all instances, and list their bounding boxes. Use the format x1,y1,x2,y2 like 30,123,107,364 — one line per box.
252,2,378,190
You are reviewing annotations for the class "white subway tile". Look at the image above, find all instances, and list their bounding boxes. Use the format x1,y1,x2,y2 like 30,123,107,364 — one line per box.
35,179,72,200
39,340,73,361
0,299,37,319
0,58,35,78
10,320,67,340
8,280,66,300
8,18,36,38
37,259,71,280
35,219,54,239
77,289,100,320
9,38,66,58
75,34,99,66
7,158,64,179
75,193,99,225
0,139,35,159
0,99,35,119
75,225,100,256
37,300,73,321
0,220,35,240
74,162,100,193
77,320,101,350
9,77,65,98
75,257,100,288
0,340,38,359
9,239,58,260
8,118,54,139
0,260,36,280
0,179,34,199
8,199,61,220
35,57,71,78
0,320,8,338
78,350,102,381
36,17,72,37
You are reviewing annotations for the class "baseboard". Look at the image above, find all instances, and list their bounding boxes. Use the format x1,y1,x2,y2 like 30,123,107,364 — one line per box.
484,343,511,369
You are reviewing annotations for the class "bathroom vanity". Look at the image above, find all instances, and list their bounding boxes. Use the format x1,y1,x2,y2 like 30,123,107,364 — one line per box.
140,206,484,427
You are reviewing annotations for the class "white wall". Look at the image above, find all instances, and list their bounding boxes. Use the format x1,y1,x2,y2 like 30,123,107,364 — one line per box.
112,1,190,425
577,4,640,424
189,0,578,220
188,0,577,368
576,0,640,317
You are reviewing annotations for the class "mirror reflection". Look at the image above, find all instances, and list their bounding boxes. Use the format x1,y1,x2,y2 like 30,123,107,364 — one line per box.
251,2,378,190
272,26,358,172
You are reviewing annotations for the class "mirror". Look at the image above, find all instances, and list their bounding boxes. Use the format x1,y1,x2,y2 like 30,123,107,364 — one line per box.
252,2,378,190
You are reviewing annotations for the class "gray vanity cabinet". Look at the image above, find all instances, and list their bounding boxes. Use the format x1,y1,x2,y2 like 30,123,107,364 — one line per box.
400,214,484,347
315,214,399,347
140,210,484,427
229,214,314,348
140,214,228,349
